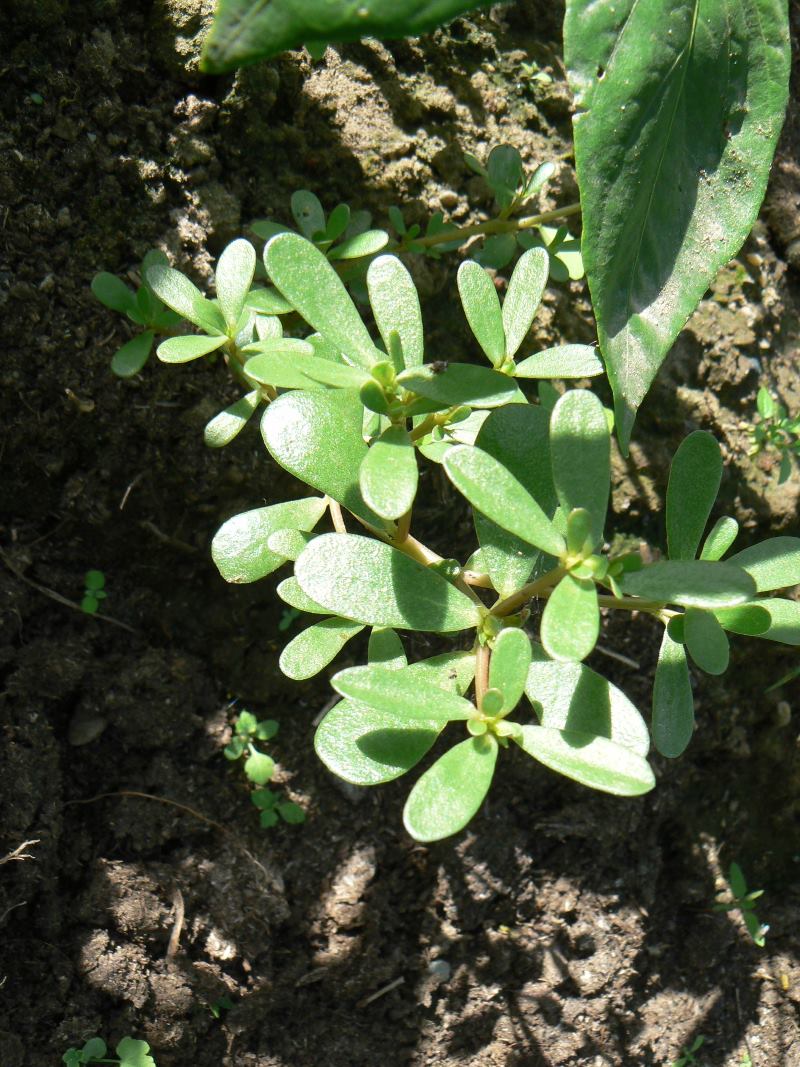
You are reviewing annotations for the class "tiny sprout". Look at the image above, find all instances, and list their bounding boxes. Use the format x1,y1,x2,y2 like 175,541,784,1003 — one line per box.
747,386,800,484
80,570,107,614
62,1036,156,1066
225,711,306,829
670,1034,706,1067
713,862,769,947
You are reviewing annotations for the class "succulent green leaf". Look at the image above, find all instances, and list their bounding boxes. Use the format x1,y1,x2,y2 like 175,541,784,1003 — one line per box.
246,347,367,390
146,262,226,333
652,627,694,757
295,533,482,632
550,389,609,549
398,364,520,409
716,597,800,646
244,748,275,785
216,239,256,330
266,528,314,560
564,0,791,450
328,230,390,260
115,1037,157,1067
331,664,475,721
540,573,599,662
211,497,327,583
92,272,136,314
502,247,549,360
403,734,498,842
727,537,800,592
666,431,722,561
525,649,649,756
359,425,418,520
291,190,325,240
514,344,604,379
276,576,330,615
515,725,655,796
622,560,756,608
488,627,531,713
684,608,730,675
261,389,382,527
111,331,154,377
711,603,770,636
367,255,424,370
368,627,407,669
700,516,739,561
157,334,227,364
444,444,565,558
245,286,293,315
280,617,365,680
204,390,260,448
457,260,505,366
475,233,517,270
487,144,524,207
264,233,377,368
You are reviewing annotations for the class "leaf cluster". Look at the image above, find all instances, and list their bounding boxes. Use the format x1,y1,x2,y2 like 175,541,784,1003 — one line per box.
224,710,306,829
748,387,800,484
80,569,107,614
62,1036,156,1067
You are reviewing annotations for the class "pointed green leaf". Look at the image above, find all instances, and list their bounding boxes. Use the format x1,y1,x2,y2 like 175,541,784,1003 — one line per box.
515,725,654,796
564,0,791,450
211,497,327,583
684,608,730,675
711,603,770,636
368,627,407,669
540,573,599,662
216,239,256,330
727,537,800,592
666,431,722,561
146,262,226,333
398,363,520,409
488,627,531,713
280,617,364,680
457,260,505,366
359,426,418,520
204,390,260,448
111,331,154,377
403,734,498,842
92,272,136,314
295,533,482,632
261,389,382,527
264,233,377,368
502,247,549,359
331,664,475,721
367,255,424,370
245,286,293,315
700,516,739,561
514,344,604,379
716,597,800,646
157,333,227,364
550,389,609,549
622,560,756,608
328,230,390,260
525,649,649,756
444,445,565,558
276,576,330,615
652,627,694,757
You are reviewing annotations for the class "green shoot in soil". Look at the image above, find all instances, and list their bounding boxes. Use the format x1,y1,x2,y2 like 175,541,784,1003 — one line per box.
714,862,769,948
224,710,306,828
62,1036,156,1067
80,570,107,615
747,387,800,484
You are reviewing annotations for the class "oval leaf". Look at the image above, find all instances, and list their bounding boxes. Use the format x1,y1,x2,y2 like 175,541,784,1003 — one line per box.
540,573,599,662
280,617,364,680
515,725,655,796
727,537,800,593
331,664,475,721
368,627,407,669
111,331,154,377
700,516,739,561
622,560,756,608
211,497,327,583
216,239,256,330
457,260,505,366
550,389,609,550
666,431,722,561
146,262,225,333
399,363,520,409
715,597,800,646
359,425,418,520
711,603,770,636
157,334,227,364
204,390,260,448
328,230,390,260
502,247,549,360
514,344,604,379
652,627,694,758
403,735,498,842
367,255,424,370
276,576,330,615
489,627,532,713
684,608,730,675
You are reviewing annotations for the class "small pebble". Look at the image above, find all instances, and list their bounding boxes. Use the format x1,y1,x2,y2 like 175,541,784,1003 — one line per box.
427,959,451,981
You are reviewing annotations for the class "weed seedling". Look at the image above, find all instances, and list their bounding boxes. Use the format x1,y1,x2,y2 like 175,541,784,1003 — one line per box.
62,1036,156,1066
747,387,800,484
714,862,769,947
224,709,279,785
80,570,107,614
670,1035,706,1067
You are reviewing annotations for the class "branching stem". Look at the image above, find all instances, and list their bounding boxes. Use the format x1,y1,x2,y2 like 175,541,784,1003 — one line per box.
408,202,581,251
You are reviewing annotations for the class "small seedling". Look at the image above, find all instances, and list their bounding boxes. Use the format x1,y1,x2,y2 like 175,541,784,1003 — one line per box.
224,709,279,784
670,1035,706,1067
714,862,769,947
747,387,800,484
207,995,234,1019
81,570,107,614
62,1036,156,1067
251,787,306,828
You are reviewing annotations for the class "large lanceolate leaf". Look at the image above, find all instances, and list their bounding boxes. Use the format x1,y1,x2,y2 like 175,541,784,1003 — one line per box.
202,0,492,70
403,735,498,842
564,0,791,450
211,497,327,583
667,431,722,560
294,533,482,632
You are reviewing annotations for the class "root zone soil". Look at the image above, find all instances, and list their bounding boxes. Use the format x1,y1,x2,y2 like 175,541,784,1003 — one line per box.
1,2,799,1065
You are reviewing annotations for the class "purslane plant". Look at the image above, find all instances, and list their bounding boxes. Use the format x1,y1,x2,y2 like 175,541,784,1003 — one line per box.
112,230,800,842
747,387,800,484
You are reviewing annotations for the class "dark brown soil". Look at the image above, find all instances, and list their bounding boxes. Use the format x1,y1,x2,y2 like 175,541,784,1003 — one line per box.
1,2,799,1065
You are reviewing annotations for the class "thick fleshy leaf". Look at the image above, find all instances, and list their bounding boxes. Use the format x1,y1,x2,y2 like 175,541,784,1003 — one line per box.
264,233,377,368
540,574,599,662
111,331,154,377
216,239,256,330
211,497,327,583
652,628,694,758
700,516,739,561
666,431,722,561
525,649,649,757
727,537,800,592
279,618,364,680
204,390,260,448
261,389,382,527
359,426,418,520
684,608,730,675
444,445,565,558
404,650,476,694
515,725,654,796
331,664,475,721
398,364,520,409
403,735,498,842
266,528,314,560
146,263,226,333
255,314,283,341
502,247,549,360
291,190,325,240
276,576,330,615
92,272,136,314
328,230,390,260
246,348,367,391
716,598,800,646
514,344,604,379
550,389,609,550
245,286,293,315
711,603,770,636
488,627,531,713
474,404,557,596
457,260,505,366
368,627,407,669
367,256,424,371
564,0,791,450
622,560,756,608
295,533,482,632
157,334,227,364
